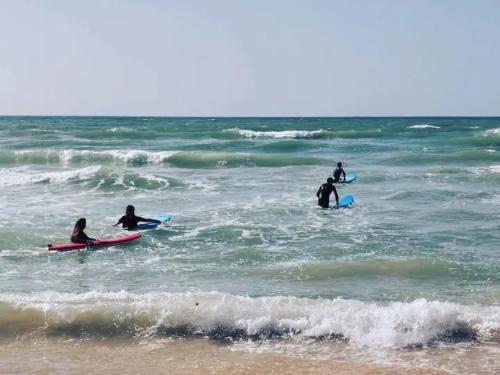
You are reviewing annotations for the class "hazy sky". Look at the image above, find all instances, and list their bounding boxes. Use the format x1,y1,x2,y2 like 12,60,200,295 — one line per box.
1,0,499,116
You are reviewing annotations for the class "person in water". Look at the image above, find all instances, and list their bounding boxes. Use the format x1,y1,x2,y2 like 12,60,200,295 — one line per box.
71,218,96,243
333,162,346,183
317,177,339,208
113,205,161,230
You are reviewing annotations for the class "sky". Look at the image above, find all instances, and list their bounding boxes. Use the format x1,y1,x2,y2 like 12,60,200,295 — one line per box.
0,0,499,116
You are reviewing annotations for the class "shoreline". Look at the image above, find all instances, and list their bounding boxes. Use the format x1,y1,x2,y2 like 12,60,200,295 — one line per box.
0,338,447,375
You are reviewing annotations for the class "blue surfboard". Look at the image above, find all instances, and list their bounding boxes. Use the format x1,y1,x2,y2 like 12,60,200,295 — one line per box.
331,195,354,209
135,223,159,230
341,173,357,184
159,213,171,223
135,213,171,230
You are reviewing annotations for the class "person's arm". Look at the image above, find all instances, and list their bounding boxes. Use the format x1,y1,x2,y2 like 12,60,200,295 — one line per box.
342,169,346,181
316,186,321,198
81,231,96,242
113,216,124,227
137,216,161,224
333,186,339,205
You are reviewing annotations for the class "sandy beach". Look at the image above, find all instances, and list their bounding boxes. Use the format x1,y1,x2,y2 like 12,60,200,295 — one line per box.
0,338,456,375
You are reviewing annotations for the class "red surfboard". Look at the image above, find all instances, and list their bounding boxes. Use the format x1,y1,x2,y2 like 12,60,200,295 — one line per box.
48,233,141,252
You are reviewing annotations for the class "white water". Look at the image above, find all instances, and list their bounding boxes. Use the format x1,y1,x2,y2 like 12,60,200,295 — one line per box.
2,291,499,348
224,128,326,138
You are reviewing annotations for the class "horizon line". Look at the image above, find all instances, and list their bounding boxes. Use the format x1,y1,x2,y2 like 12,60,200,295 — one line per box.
1,114,500,119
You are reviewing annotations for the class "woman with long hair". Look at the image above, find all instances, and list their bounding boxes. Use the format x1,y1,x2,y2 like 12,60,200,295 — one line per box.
113,205,161,230
71,218,96,243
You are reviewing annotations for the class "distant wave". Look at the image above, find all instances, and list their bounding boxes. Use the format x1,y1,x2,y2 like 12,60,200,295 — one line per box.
482,128,500,136
407,124,440,129
1,291,498,347
0,166,170,190
166,151,323,168
106,127,136,133
0,149,176,166
0,166,101,187
0,149,324,169
223,128,327,139
382,149,500,165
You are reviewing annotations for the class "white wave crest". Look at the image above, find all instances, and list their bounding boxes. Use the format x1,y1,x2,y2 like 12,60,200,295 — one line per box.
0,166,102,187
224,128,326,139
2,291,499,348
55,149,178,165
0,165,170,189
485,165,500,173
3,149,178,165
107,127,135,133
482,128,500,136
407,124,440,129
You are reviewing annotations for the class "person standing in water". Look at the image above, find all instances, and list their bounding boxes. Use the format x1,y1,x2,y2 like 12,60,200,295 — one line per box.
71,218,96,243
317,177,339,208
114,205,161,230
333,162,346,183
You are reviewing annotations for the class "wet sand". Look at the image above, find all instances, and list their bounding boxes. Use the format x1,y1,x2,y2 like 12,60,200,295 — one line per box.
0,338,446,375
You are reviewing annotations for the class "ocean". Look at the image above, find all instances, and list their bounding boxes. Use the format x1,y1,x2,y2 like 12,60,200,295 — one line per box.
0,116,499,374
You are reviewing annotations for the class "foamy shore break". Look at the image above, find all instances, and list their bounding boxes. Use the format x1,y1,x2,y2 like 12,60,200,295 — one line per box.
2,291,499,348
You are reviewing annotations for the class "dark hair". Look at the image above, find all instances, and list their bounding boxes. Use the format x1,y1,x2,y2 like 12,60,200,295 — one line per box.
126,205,135,217
72,218,86,236
327,177,334,183
337,162,342,167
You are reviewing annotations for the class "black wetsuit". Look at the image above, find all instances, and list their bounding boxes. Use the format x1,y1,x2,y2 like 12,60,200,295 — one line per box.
116,215,160,230
316,182,339,208
333,167,346,183
71,231,95,243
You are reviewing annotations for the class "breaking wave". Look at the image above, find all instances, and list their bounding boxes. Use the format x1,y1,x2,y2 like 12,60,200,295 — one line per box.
222,128,386,139
0,149,324,169
224,128,327,139
0,149,177,166
0,166,170,190
1,291,498,348
483,128,500,136
407,124,441,129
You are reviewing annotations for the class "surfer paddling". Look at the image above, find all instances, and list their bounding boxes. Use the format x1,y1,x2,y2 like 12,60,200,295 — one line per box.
114,205,161,230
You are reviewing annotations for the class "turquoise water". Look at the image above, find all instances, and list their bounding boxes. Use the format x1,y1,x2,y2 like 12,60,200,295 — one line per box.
0,117,499,352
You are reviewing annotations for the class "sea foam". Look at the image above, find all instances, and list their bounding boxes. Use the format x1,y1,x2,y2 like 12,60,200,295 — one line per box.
0,165,169,190
482,128,500,136
0,166,101,187
224,128,326,139
407,124,440,129
1,291,498,348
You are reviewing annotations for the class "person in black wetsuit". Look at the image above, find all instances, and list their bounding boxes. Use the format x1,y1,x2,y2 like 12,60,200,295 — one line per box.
316,177,339,208
71,218,96,243
333,162,346,183
113,205,161,230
